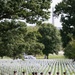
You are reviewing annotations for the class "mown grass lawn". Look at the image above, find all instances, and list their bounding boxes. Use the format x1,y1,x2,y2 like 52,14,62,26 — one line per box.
36,54,66,59
49,54,66,59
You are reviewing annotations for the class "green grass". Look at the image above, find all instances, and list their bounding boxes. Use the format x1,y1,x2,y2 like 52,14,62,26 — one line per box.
0,54,66,59
49,54,66,59
36,54,66,59
0,56,11,59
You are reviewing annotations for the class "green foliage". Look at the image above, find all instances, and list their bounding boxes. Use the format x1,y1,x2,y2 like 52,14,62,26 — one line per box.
38,23,61,58
54,0,75,47
27,26,39,32
24,31,44,56
0,20,27,58
64,39,75,59
0,0,52,58
0,0,51,23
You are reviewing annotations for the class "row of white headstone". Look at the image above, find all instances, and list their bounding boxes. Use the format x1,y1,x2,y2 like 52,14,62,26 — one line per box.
0,59,75,75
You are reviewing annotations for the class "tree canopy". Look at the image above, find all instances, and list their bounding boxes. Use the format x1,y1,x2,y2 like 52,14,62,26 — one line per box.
0,0,55,59
38,23,61,59
64,39,75,59
24,30,44,56
0,20,27,58
0,0,51,23
54,0,75,47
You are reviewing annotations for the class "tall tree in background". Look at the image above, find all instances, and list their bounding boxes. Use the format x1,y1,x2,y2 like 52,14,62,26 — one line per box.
38,23,61,59
0,20,27,58
25,31,44,56
0,0,52,58
0,0,51,23
54,0,75,47
64,39,75,59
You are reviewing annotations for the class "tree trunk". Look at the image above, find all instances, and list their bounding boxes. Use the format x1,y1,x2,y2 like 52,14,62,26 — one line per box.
47,54,48,59
1,56,3,59
44,55,47,59
44,54,49,59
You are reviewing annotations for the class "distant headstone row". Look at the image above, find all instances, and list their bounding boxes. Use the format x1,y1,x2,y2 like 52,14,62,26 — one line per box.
14,71,66,75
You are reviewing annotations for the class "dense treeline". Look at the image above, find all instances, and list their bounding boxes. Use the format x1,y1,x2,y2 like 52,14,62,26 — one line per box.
1,0,75,59
54,0,75,59
0,0,62,59
0,21,61,59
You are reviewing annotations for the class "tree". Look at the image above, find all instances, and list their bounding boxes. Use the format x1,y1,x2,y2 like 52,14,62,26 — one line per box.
0,0,51,23
54,0,75,47
64,39,75,59
0,20,27,58
38,23,61,59
25,31,44,56
0,0,52,58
